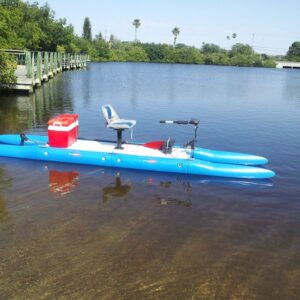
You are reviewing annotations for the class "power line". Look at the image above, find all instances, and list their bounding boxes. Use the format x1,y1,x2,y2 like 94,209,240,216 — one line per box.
251,44,288,55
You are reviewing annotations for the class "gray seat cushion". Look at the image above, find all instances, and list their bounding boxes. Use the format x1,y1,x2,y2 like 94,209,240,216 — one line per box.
107,119,136,130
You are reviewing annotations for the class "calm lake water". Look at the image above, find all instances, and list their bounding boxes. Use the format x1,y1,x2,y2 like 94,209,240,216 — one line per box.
0,62,300,299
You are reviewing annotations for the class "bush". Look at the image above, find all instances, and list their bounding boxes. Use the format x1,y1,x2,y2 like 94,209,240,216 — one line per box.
0,53,17,86
172,46,204,64
204,53,230,65
262,59,276,68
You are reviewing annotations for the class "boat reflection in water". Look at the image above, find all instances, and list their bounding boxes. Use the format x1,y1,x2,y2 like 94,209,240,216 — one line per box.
48,169,79,196
95,167,274,189
44,162,273,200
102,174,131,204
0,157,273,202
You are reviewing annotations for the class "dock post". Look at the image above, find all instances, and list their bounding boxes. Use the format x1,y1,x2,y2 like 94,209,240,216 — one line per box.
70,54,73,69
57,53,62,72
49,52,54,78
25,51,32,78
63,53,66,70
53,52,57,75
31,52,35,86
43,52,49,81
68,53,71,69
36,52,42,86
64,53,67,70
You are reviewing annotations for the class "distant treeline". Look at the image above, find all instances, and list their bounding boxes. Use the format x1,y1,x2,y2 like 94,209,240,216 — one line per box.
93,40,277,68
1,0,300,84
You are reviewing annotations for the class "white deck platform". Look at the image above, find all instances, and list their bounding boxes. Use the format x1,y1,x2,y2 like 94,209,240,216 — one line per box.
68,139,190,159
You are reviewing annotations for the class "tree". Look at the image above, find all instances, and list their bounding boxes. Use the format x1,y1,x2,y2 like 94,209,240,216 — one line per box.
141,43,174,62
95,32,104,41
201,43,224,54
93,39,110,61
230,43,253,56
172,27,180,47
108,34,121,48
56,45,66,53
82,17,92,41
132,19,141,42
286,41,300,61
172,46,204,64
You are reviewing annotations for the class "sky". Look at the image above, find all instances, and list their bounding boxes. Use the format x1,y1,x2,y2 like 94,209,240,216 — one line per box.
34,0,300,55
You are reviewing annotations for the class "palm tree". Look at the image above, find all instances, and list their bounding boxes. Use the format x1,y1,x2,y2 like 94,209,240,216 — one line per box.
172,27,180,47
226,35,231,50
132,19,141,42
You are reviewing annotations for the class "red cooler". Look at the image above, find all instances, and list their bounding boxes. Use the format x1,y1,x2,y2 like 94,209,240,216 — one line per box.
48,114,79,147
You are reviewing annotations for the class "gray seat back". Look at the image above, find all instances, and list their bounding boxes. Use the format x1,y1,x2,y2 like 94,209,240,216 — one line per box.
102,104,120,125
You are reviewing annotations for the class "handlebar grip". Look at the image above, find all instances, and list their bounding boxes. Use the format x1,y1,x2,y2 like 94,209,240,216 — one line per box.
189,119,200,125
160,120,174,124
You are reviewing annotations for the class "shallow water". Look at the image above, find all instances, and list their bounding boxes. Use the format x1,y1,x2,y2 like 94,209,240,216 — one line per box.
0,63,300,299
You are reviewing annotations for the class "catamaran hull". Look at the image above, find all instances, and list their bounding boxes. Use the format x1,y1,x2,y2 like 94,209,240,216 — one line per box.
0,135,275,179
193,147,268,165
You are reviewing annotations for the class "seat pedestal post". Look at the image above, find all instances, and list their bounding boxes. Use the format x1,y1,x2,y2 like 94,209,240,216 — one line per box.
115,129,124,149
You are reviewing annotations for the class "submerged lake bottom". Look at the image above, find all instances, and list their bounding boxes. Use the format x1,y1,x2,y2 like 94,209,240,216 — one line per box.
0,62,300,299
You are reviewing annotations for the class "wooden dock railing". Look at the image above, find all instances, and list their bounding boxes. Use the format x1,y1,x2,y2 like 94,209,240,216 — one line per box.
1,49,89,92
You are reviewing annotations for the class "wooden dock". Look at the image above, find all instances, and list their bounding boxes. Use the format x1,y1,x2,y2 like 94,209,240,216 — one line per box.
1,50,89,93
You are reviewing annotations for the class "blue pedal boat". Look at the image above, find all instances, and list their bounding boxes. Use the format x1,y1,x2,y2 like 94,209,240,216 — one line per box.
0,105,275,179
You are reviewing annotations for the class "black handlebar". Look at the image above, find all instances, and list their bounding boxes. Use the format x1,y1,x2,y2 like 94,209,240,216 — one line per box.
159,118,200,151
160,120,188,124
160,119,199,125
